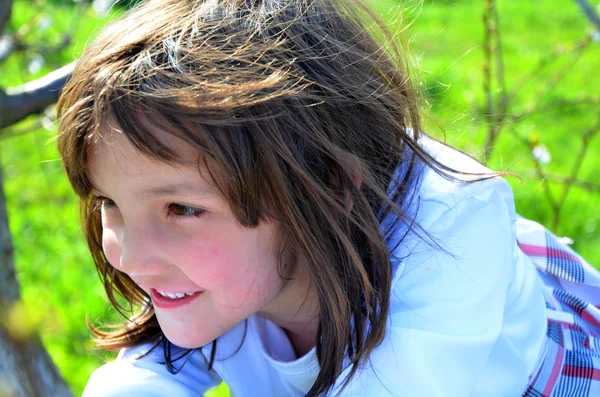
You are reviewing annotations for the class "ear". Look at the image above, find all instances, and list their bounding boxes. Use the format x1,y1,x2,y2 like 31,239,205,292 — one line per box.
345,154,362,211
347,153,362,189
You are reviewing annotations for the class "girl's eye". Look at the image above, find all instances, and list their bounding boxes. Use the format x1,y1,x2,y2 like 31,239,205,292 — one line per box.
167,203,205,218
94,196,117,211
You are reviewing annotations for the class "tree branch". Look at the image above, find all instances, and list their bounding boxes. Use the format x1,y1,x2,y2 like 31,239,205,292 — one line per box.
0,325,73,397
0,0,12,37
0,34,18,64
576,0,600,31
0,62,75,130
483,0,509,162
507,35,591,105
523,172,600,192
552,113,600,229
0,168,72,397
482,0,494,163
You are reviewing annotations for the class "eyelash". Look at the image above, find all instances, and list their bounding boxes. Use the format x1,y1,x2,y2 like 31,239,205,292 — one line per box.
93,196,116,211
92,197,205,219
166,203,205,218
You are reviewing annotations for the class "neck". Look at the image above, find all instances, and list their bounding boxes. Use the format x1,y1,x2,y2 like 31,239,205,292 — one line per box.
283,316,319,357
261,302,320,358
258,259,320,357
259,289,320,357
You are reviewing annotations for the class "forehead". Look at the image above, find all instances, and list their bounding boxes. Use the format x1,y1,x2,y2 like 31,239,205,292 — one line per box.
86,122,210,193
91,115,201,161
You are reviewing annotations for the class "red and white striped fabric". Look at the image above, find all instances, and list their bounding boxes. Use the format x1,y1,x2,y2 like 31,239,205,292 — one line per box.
517,216,600,397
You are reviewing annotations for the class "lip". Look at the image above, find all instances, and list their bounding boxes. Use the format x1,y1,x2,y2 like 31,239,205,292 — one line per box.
150,288,202,309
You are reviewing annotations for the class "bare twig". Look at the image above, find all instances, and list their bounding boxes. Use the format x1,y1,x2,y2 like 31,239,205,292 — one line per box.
532,36,592,112
508,114,600,232
0,62,75,130
576,0,600,31
552,114,600,228
508,35,592,105
503,95,599,129
482,0,494,162
483,0,509,162
478,0,600,232
14,13,74,57
29,35,73,56
523,172,600,192
507,127,560,220
516,96,599,119
531,159,559,230
0,120,44,139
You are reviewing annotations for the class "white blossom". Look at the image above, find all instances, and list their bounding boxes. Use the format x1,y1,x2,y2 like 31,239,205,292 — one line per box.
93,0,116,16
532,145,551,165
27,54,45,75
557,236,575,246
38,16,52,31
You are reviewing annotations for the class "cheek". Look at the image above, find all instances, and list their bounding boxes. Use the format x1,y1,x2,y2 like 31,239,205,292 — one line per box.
185,227,282,292
101,228,121,268
184,238,255,284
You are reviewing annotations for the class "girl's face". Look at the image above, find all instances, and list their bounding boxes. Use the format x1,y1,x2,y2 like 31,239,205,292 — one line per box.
88,130,307,348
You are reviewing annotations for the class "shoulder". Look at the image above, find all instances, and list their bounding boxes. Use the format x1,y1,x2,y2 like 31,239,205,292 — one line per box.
83,343,220,397
384,135,517,261
328,138,524,396
416,135,516,227
389,135,518,264
389,136,519,327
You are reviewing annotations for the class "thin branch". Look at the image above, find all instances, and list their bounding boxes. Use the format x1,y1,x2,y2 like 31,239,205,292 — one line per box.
554,114,600,220
483,0,509,161
522,172,600,192
14,12,74,57
28,35,73,56
532,36,591,112
0,0,12,36
482,0,494,162
508,115,600,232
576,0,600,31
0,119,44,139
532,161,559,232
515,96,599,119
507,127,560,221
0,34,18,64
504,96,599,129
0,62,75,130
492,2,508,116
508,35,591,104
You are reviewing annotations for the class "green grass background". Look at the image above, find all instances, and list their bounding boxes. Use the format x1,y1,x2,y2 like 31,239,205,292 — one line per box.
0,0,598,395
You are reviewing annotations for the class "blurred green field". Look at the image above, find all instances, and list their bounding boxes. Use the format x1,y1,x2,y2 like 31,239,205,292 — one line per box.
0,0,598,395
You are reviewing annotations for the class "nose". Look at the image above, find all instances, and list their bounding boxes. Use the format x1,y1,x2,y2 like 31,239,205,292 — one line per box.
103,221,170,278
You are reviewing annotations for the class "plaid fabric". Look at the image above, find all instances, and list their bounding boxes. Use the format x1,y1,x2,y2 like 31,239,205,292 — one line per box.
517,216,600,397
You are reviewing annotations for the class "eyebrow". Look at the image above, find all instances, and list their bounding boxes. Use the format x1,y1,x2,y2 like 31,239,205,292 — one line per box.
138,182,218,199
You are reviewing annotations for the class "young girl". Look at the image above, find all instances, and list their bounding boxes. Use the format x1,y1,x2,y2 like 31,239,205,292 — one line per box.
56,0,600,396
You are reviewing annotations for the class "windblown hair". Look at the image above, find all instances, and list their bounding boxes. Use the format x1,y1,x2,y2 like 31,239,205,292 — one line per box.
57,0,482,395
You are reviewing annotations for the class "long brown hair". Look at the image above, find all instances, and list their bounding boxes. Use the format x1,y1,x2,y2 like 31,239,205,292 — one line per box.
57,0,489,395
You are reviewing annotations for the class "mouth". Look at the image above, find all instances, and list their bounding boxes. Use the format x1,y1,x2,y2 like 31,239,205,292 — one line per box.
150,288,202,309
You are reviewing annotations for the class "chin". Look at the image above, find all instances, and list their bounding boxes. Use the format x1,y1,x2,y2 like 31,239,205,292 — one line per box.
162,329,212,349
169,340,204,349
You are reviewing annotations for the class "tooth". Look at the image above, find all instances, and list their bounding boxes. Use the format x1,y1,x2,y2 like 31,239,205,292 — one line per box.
155,290,197,300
